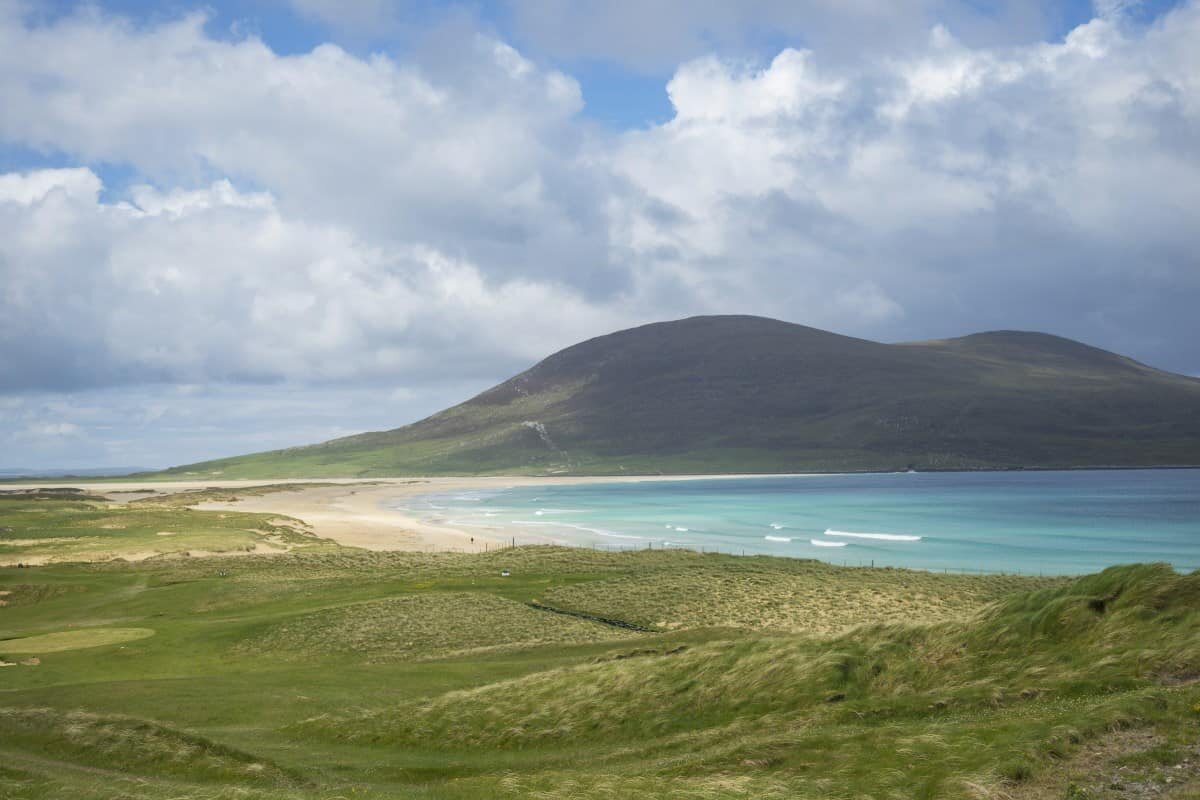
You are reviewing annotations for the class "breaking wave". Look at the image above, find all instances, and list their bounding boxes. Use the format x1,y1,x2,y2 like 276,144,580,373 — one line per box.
824,529,921,542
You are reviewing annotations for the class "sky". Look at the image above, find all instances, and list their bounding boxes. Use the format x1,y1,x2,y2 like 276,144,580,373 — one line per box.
1,0,1198,471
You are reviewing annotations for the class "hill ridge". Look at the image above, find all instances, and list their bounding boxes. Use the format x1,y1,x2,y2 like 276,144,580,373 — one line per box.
155,315,1200,478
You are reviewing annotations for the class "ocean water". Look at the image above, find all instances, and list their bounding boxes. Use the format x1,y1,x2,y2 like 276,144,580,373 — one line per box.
398,470,1200,575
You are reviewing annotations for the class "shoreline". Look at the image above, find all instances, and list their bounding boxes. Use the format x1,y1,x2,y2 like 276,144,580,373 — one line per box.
5,472,1197,574
3,474,793,555
3,463,1198,487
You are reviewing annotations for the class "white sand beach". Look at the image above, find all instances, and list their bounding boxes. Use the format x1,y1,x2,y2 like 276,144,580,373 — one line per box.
5,475,765,554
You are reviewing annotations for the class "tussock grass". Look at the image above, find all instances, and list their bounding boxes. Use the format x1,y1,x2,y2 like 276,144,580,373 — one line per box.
299,565,1199,797
1,530,1195,799
0,707,299,785
240,591,639,662
538,560,1060,635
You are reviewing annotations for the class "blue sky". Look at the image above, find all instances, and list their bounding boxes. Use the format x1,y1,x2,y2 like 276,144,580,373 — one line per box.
1,0,1198,469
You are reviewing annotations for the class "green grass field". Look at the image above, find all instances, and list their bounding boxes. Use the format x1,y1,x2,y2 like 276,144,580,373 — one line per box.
2,495,1198,798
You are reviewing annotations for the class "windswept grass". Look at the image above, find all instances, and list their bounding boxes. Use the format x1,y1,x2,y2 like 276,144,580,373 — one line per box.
538,560,1062,635
240,592,639,662
0,706,299,786
306,566,1199,749
1,522,1196,799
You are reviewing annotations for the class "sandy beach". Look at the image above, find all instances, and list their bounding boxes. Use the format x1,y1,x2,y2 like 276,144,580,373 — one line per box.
192,479,526,552
5,475,749,554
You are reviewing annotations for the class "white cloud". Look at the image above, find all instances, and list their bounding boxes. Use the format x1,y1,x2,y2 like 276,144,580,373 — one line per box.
1,2,1199,468
0,10,600,290
0,167,100,205
610,4,1200,345
666,49,845,123
0,168,631,390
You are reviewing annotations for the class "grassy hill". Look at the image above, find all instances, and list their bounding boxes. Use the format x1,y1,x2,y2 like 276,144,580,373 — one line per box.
155,315,1200,478
2,494,1199,798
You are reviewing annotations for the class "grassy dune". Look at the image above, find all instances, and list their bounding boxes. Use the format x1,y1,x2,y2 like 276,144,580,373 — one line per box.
536,561,1055,635
0,488,335,565
241,592,636,661
1,496,1198,798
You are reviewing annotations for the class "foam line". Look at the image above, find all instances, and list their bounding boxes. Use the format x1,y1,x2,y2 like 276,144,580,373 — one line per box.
824,529,921,542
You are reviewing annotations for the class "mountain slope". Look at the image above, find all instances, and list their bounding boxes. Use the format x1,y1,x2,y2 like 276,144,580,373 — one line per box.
159,315,1200,477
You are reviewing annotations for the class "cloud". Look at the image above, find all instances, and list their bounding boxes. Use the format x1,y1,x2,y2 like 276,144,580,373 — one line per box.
0,10,613,290
0,167,101,204
1,2,1199,468
0,168,631,391
609,7,1200,354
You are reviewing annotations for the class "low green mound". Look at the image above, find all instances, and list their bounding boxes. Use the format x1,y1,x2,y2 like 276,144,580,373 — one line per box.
538,561,1060,634
240,591,640,662
0,707,297,786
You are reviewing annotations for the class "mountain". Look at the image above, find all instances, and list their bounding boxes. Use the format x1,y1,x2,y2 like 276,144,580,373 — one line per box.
157,315,1200,477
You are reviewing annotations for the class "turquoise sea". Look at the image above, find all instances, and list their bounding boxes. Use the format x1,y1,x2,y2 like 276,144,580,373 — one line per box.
399,469,1200,575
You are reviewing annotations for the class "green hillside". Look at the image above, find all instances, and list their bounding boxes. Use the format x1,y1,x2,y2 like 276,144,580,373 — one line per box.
2,495,1199,798
156,315,1200,478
